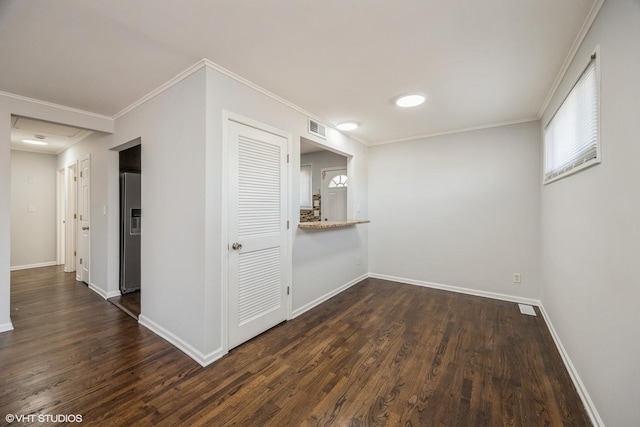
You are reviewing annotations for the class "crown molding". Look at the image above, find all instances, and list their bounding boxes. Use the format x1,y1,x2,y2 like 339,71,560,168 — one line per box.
0,90,112,121
370,117,539,146
112,60,208,120
538,0,605,118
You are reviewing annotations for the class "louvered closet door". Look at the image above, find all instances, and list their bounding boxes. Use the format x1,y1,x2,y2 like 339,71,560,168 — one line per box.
228,120,288,350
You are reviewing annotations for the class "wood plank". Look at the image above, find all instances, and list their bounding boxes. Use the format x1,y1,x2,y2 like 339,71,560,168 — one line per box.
0,266,591,426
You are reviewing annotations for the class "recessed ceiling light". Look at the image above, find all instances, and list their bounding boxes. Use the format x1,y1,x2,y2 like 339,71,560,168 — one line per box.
23,139,48,146
395,94,426,108
337,121,359,131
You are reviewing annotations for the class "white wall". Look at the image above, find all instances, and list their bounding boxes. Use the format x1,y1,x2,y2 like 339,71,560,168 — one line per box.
0,93,113,333
369,121,541,300
539,1,640,425
203,65,369,353
87,63,370,364
10,150,57,269
112,68,209,357
58,131,115,297
301,149,348,196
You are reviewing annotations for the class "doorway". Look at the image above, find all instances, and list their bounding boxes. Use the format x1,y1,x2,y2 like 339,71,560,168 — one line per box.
108,142,142,319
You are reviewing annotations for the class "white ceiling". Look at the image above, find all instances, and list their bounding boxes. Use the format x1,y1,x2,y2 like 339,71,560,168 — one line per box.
10,116,92,155
0,0,598,145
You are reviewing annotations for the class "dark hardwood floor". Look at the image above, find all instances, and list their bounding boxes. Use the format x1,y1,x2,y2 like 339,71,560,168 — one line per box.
1,266,590,426
108,290,141,319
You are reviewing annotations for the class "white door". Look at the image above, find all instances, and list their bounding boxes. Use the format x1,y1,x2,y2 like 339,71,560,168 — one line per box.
78,155,90,283
228,120,289,350
321,168,347,222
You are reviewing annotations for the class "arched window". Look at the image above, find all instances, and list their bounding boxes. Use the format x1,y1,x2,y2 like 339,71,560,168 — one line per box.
328,175,348,188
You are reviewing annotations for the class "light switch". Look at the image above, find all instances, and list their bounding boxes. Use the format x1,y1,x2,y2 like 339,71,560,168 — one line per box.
28,205,35,212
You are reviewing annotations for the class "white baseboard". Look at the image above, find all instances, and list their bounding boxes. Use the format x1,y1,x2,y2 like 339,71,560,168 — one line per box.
0,322,14,333
368,272,541,306
138,314,225,368
10,261,57,271
291,273,368,319
537,304,603,427
88,283,121,300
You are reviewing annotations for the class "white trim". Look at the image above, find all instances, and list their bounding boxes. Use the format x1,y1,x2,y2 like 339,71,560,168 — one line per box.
0,322,14,333
203,60,362,144
0,90,113,122
538,0,606,118
538,304,604,427
10,261,57,271
292,273,368,318
78,154,91,284
370,117,539,146
87,282,120,300
139,314,225,367
112,61,208,119
220,111,230,354
368,272,540,306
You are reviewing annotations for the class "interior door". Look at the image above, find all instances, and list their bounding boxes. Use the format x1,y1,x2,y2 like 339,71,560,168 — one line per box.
78,155,90,283
228,120,289,350
321,168,347,221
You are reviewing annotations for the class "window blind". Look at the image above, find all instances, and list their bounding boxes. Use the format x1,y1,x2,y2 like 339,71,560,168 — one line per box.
300,165,312,209
544,55,599,183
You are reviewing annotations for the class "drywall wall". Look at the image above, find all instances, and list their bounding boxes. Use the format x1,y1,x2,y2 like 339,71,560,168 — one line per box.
0,92,113,333
369,120,540,300
301,149,348,196
112,68,209,357
539,1,640,425
10,150,57,269
98,63,369,363
57,131,115,297
204,64,369,353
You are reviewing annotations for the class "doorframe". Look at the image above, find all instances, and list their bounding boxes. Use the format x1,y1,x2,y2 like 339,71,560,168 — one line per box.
56,167,66,266
320,166,348,222
220,110,293,354
64,161,77,273
77,153,91,284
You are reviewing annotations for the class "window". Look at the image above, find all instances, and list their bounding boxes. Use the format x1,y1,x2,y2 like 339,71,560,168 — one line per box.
544,50,600,184
300,164,312,209
328,174,348,188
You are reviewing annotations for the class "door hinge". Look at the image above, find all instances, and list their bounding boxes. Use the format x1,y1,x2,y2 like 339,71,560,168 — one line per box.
287,154,290,163
79,258,83,265
74,176,77,182
80,171,83,178
322,171,326,179
79,214,82,220
287,286,290,295
287,220,290,229
74,251,76,257
74,213,77,219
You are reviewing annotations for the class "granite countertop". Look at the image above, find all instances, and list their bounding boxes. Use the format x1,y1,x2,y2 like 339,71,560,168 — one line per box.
298,220,370,229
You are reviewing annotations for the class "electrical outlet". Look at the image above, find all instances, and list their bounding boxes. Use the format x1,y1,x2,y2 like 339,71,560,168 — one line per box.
356,256,361,265
513,273,521,283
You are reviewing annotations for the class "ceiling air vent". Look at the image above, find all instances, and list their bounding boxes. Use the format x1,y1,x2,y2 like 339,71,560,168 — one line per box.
308,118,327,140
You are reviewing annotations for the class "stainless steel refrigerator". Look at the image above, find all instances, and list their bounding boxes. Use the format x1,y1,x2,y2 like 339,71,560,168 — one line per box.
120,172,141,294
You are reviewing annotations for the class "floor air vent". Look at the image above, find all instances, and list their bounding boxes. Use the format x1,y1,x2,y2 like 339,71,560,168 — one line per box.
308,118,327,139
518,304,537,316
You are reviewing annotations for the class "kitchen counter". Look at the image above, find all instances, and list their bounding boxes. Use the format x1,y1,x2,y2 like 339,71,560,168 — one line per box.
298,220,370,229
